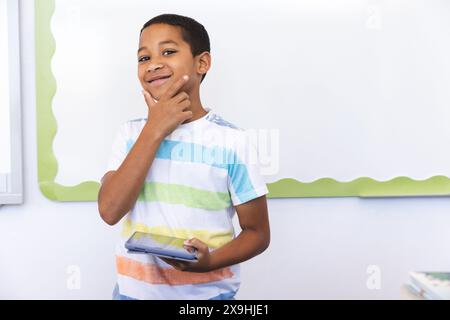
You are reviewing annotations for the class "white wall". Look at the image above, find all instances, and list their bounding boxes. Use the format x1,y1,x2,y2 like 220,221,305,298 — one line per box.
0,0,11,175
0,0,449,299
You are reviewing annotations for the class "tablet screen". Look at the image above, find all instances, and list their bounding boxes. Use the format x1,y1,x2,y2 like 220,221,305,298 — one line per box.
125,231,197,261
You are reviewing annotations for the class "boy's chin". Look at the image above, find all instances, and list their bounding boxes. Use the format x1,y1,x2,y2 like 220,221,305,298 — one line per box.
146,86,164,98
143,79,186,101
143,88,159,102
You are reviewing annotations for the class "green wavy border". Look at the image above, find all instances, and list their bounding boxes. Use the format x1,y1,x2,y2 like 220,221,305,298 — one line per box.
36,0,99,201
267,176,450,198
36,0,450,201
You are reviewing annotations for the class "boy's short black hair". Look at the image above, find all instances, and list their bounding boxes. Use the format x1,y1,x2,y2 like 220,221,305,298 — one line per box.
140,14,210,83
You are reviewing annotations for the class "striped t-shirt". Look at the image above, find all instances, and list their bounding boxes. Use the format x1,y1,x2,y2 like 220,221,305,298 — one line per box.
105,107,268,300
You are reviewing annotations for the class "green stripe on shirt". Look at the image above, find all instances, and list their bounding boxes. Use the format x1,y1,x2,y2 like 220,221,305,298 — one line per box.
138,182,232,211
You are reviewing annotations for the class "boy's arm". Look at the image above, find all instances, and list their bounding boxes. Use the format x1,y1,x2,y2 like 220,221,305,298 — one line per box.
209,195,270,269
162,195,270,272
98,75,192,225
97,126,164,225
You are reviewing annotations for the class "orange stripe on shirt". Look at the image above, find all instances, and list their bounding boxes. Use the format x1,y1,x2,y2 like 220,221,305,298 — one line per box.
116,255,234,286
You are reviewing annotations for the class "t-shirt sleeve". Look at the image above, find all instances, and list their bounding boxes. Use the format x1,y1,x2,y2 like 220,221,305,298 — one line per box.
105,122,129,174
227,131,269,206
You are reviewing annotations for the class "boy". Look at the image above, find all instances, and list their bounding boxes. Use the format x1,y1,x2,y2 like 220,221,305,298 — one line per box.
98,13,270,300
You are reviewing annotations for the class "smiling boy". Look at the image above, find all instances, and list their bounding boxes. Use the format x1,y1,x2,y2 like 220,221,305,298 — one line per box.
98,14,270,300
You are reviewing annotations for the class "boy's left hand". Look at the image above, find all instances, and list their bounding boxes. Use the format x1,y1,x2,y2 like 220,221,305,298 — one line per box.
160,238,212,273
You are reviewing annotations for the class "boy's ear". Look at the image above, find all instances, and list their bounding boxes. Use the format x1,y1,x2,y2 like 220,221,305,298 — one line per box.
196,51,211,76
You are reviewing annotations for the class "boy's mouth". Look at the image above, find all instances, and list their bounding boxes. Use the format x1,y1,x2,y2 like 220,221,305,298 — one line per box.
147,75,171,88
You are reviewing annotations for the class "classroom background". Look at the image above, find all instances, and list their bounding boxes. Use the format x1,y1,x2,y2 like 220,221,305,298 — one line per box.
1,0,450,299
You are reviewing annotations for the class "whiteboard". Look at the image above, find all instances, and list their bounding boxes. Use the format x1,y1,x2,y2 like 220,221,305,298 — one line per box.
35,0,450,200
0,0,23,204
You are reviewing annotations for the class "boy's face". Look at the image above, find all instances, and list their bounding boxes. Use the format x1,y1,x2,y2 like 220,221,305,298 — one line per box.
137,23,207,101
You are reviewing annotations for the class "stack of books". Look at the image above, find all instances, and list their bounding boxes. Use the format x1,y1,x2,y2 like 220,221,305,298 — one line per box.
406,272,450,300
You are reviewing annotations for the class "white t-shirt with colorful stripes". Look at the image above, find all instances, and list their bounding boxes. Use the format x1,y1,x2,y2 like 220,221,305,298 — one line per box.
105,107,268,300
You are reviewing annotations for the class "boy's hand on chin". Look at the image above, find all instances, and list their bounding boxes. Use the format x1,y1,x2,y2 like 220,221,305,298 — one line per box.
160,238,213,273
142,75,192,139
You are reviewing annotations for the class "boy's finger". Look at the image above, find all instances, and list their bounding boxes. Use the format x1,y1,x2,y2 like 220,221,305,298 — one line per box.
183,245,196,253
160,258,186,270
160,257,176,266
180,110,193,122
184,238,208,252
166,75,189,99
142,89,156,108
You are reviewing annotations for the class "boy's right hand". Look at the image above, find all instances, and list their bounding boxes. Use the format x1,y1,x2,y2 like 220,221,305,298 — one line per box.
142,75,193,139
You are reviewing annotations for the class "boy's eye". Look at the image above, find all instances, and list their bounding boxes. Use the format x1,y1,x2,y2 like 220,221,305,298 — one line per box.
138,56,149,62
138,50,176,62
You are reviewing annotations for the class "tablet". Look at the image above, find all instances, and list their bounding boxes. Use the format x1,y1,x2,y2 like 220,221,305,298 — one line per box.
125,231,198,262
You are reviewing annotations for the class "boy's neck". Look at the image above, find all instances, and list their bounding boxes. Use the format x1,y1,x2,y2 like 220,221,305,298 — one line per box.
182,93,208,124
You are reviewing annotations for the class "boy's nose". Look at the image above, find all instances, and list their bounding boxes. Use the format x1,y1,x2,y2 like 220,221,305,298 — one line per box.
147,64,163,72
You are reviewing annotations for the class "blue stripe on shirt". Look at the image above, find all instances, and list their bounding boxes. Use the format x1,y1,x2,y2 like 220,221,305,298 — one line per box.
126,138,257,203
